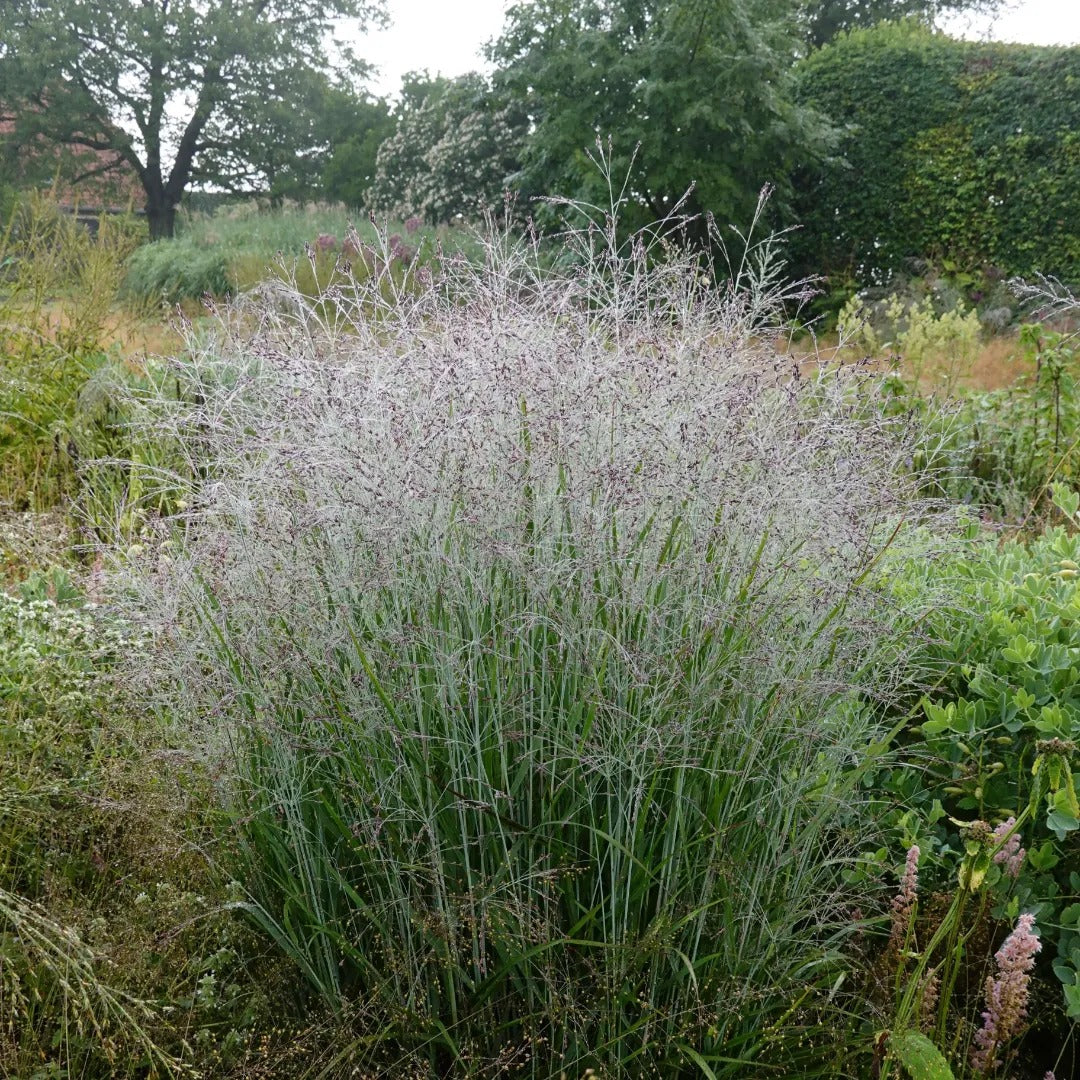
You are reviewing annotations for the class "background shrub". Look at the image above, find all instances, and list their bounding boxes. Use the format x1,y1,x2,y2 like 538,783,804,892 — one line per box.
791,23,1080,290
122,239,230,305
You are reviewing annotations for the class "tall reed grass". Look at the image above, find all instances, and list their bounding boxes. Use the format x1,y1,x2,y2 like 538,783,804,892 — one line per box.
0,192,142,510
114,187,949,1077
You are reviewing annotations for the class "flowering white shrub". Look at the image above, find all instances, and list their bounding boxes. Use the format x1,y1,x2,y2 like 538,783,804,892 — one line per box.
369,72,525,223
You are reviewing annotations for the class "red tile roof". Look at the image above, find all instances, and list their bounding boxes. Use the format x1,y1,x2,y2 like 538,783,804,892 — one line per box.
0,113,143,211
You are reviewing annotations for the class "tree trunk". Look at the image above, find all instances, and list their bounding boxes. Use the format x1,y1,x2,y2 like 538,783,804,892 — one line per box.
146,198,177,240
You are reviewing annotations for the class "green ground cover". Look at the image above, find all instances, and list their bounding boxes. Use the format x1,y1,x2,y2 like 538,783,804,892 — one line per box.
122,200,480,305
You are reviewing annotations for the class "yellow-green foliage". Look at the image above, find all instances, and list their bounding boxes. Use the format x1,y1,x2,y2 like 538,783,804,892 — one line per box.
839,292,982,393
0,192,141,510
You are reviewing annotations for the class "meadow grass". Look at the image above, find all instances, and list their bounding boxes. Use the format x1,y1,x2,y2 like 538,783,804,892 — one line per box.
106,185,958,1077
122,199,480,305
0,193,146,512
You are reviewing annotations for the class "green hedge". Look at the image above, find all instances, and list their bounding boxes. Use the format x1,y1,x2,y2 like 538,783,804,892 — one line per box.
791,22,1080,287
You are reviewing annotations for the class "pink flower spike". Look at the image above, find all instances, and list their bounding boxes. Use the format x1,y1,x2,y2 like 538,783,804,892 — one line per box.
894,845,919,914
888,845,919,953
971,913,1041,1074
991,817,1025,879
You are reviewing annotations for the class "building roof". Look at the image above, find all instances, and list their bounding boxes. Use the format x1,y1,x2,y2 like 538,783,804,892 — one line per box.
0,112,143,211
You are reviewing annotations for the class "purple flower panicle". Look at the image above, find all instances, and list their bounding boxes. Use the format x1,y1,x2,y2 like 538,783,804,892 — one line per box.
971,912,1041,1074
991,817,1025,880
889,844,920,952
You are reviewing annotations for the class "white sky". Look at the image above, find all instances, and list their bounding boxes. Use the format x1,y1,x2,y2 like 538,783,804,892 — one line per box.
942,0,1080,45
355,0,510,98
354,0,1080,100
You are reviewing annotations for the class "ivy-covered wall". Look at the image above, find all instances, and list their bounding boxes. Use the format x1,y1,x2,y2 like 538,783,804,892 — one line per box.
790,22,1080,287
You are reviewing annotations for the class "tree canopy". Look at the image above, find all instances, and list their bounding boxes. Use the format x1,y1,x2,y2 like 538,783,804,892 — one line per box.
800,0,1010,48
488,0,832,239
0,0,386,237
318,91,395,208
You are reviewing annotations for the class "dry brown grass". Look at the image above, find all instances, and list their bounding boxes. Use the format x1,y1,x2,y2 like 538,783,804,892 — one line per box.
964,333,1035,391
28,301,185,361
780,330,1038,393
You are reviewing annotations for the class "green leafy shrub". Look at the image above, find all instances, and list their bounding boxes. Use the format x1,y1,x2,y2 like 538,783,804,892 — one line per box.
0,570,269,1076
839,290,983,394
792,22,1080,290
950,326,1080,518
877,496,1080,1042
880,321,1080,519
0,585,139,892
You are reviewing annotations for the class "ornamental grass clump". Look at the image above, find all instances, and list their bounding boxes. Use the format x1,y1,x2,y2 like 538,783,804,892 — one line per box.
113,185,946,1076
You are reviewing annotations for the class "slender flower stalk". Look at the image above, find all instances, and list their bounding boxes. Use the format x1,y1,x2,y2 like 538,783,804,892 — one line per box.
918,970,940,1032
889,844,920,956
971,913,1041,1074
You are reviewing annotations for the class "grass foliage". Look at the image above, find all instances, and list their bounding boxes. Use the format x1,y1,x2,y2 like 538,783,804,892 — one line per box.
0,567,274,1077
112,190,948,1076
122,199,473,305
0,192,142,511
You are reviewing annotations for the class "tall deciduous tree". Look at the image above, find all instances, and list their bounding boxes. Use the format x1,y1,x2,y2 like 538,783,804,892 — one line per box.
0,0,386,237
489,0,831,239
318,90,394,207
800,0,1011,48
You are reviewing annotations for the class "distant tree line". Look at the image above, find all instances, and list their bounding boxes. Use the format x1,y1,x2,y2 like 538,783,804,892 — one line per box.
8,0,1079,293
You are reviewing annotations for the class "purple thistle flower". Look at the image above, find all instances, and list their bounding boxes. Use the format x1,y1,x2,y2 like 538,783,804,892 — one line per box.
971,912,1041,1074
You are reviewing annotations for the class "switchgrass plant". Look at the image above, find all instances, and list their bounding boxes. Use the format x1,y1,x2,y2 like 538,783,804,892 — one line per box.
113,182,953,1077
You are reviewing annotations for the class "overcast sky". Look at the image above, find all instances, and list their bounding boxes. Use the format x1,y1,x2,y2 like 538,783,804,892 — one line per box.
352,0,1080,99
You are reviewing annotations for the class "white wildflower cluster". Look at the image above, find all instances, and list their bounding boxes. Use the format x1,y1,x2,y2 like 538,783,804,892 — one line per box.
0,589,148,717
0,510,72,576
